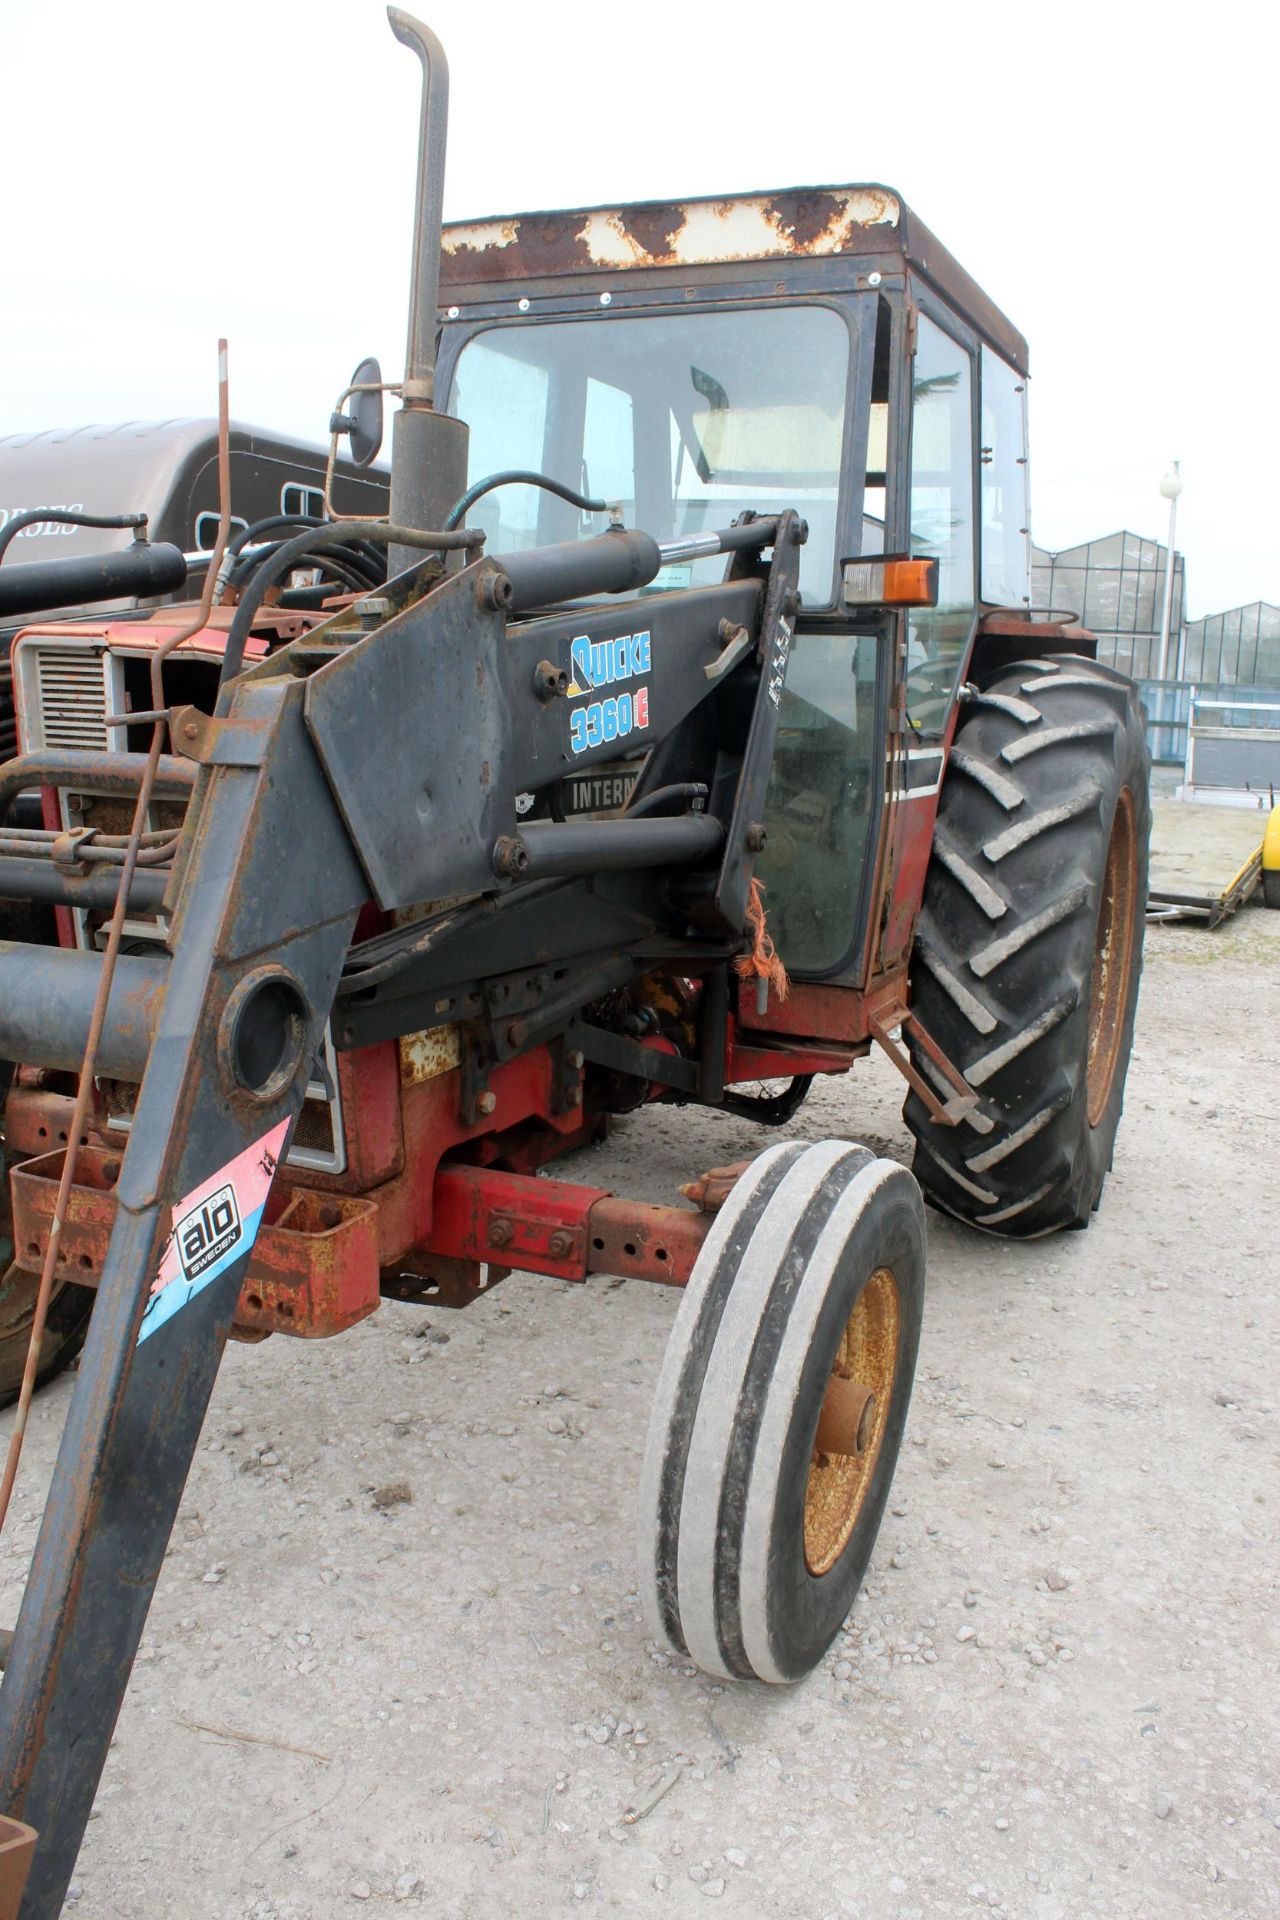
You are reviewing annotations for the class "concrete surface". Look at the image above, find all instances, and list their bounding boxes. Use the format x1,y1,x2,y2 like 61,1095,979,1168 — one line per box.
3,905,1278,1919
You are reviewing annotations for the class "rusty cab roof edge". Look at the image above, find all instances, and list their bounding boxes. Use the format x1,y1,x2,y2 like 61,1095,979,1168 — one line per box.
897,207,1028,375
440,183,1028,375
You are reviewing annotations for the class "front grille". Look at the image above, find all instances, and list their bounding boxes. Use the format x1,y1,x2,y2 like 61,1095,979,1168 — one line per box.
32,645,113,750
103,1079,341,1172
0,650,14,759
13,630,349,1176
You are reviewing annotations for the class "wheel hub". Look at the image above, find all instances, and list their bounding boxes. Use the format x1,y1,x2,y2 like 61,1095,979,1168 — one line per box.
813,1376,876,1457
804,1265,900,1577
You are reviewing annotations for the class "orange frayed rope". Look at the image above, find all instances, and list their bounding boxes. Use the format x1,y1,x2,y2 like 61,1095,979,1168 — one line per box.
736,876,789,1003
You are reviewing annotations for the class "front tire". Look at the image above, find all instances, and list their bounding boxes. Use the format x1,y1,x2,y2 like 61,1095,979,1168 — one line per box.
638,1139,925,1683
905,656,1150,1236
0,1263,96,1408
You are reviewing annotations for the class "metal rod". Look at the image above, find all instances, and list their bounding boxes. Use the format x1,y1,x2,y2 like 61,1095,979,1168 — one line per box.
0,859,168,912
657,519,780,566
0,944,166,1078
0,751,195,829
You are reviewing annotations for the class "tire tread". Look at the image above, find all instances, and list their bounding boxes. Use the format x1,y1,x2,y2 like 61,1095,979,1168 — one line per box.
904,655,1150,1236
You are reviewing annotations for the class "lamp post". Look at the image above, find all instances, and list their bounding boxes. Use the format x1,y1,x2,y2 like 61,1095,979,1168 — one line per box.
1155,461,1183,682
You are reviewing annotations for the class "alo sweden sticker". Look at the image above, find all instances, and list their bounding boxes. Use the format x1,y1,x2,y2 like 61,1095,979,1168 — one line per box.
138,1118,290,1345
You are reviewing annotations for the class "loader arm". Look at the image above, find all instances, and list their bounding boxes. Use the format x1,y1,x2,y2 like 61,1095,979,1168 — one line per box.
0,519,800,1912
0,670,365,1916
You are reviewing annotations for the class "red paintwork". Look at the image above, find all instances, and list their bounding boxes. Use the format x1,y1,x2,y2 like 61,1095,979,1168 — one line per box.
880,792,941,970
4,596,974,1337
10,1146,384,1340
426,1162,712,1288
739,974,907,1046
431,1160,609,1278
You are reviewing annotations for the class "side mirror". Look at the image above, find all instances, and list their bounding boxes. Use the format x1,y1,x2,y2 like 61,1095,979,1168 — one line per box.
329,357,384,468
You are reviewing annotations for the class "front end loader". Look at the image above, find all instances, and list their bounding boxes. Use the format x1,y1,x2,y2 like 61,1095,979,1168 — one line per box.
0,10,1148,1911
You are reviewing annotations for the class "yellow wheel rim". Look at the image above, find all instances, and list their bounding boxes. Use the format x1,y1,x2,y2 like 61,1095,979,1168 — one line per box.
803,1266,900,1576
1087,787,1138,1128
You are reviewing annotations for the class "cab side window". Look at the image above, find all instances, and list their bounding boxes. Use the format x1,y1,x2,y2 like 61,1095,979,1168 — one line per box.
906,315,976,730
980,346,1030,607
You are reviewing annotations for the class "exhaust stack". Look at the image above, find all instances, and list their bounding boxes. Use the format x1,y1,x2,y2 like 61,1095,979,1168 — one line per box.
386,9,469,573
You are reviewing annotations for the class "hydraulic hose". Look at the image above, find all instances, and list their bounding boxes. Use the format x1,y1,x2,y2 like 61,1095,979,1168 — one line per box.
218,520,482,686
0,509,148,567
444,470,612,532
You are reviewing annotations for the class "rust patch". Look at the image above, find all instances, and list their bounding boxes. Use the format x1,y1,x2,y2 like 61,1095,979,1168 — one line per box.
766,188,890,251
10,1148,382,1339
399,1025,461,1088
617,202,689,260
679,1161,752,1213
0,1814,37,1920
585,1195,709,1286
441,186,901,286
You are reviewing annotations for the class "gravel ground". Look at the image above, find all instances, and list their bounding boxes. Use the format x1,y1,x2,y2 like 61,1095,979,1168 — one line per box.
3,905,1278,1920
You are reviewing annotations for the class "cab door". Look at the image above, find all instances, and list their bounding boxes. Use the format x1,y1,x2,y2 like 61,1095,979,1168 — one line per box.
877,307,978,971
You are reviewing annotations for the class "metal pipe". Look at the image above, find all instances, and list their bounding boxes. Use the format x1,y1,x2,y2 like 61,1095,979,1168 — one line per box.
390,7,449,404
386,13,469,574
0,751,196,828
0,860,168,912
0,543,187,620
507,813,724,881
0,943,166,1079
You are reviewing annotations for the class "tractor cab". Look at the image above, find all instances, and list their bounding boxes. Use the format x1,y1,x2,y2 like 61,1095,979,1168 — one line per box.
436,187,1032,974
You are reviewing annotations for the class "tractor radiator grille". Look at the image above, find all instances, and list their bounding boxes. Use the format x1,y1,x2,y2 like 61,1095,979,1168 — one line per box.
31,646,112,751
0,652,14,760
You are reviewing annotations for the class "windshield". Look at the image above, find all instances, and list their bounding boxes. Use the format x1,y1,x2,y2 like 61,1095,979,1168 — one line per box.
447,305,851,603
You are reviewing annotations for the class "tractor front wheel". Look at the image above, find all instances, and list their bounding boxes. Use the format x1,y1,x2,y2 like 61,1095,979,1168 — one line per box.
637,1139,925,1683
904,655,1150,1235
0,1263,96,1408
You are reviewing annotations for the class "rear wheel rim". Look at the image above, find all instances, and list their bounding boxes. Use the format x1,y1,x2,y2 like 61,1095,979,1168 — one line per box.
1086,787,1138,1127
803,1266,900,1576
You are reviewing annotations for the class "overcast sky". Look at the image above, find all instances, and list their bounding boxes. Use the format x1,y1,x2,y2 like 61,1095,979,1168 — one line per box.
1,0,1273,617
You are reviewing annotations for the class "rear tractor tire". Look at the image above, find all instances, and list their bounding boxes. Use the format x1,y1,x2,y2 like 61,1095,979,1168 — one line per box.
905,655,1150,1236
638,1139,925,1683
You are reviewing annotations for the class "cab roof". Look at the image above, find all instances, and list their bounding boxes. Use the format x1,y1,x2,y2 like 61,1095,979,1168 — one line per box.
441,184,1028,373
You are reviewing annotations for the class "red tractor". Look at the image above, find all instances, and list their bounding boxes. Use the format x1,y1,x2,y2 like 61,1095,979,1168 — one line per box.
0,11,1147,1911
